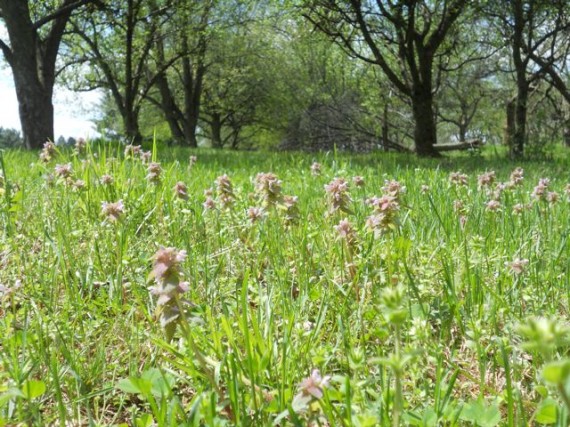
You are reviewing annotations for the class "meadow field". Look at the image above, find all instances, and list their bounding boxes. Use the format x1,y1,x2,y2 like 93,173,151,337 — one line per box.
1,143,570,426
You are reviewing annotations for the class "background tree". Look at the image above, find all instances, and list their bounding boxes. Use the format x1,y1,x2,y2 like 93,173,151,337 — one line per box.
0,127,23,149
67,0,174,143
144,0,213,147
0,0,100,149
304,0,469,156
487,0,570,157
200,18,270,149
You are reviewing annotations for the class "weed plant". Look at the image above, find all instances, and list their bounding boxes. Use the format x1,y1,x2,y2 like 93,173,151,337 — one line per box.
0,143,570,426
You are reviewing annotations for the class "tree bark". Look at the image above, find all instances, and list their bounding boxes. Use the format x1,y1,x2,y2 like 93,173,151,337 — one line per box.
504,100,515,147
411,89,440,157
382,102,389,151
512,85,528,157
182,117,199,148
181,48,204,148
210,113,223,149
509,0,528,158
14,75,55,149
154,72,185,144
0,0,96,149
149,30,203,148
124,111,142,144
562,108,570,148
458,123,467,143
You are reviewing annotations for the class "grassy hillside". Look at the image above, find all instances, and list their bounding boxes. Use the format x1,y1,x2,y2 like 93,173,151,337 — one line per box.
1,143,570,426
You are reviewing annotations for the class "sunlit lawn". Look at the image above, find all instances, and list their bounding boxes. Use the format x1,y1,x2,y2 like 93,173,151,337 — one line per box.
1,143,570,426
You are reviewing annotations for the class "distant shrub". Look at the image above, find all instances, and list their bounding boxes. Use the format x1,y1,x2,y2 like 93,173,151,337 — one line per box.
0,127,23,148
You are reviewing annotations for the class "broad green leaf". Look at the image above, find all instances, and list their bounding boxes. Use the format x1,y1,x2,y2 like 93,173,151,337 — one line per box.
355,413,380,427
535,398,558,424
116,378,143,395
535,385,549,398
142,368,174,397
475,405,501,427
460,400,501,427
21,380,46,399
542,361,570,384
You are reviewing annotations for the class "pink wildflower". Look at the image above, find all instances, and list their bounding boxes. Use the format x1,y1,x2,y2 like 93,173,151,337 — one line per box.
247,207,266,223
531,178,550,201
173,181,189,200
365,192,401,236
148,247,189,341
203,196,216,210
146,162,162,184
150,247,187,282
478,171,496,189
506,258,529,275
281,195,300,225
493,182,507,200
449,172,468,186
215,174,235,208
382,180,406,199
72,179,86,191
254,172,282,207
40,141,56,163
297,369,330,400
324,177,352,214
509,167,524,186
124,144,142,158
335,218,358,247
100,174,114,185
55,163,73,179
140,151,152,163
453,200,465,213
101,200,125,222
352,176,365,187
486,200,501,212
512,203,525,215
547,191,559,204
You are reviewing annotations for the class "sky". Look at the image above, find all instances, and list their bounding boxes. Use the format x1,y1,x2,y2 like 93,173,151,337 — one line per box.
0,66,101,139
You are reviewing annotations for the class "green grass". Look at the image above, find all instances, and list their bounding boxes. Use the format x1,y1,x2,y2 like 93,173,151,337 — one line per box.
0,143,570,426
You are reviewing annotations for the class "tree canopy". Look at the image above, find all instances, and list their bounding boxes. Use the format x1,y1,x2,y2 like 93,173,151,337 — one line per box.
0,0,569,156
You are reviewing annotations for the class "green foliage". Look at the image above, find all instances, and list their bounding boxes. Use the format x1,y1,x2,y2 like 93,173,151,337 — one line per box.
0,128,23,149
1,144,570,424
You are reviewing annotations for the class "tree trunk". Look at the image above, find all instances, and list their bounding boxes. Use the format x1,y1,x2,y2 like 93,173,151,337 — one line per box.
512,85,528,157
154,72,185,145
382,102,389,151
167,120,186,146
510,0,527,158
182,119,199,148
504,99,515,147
562,111,570,148
458,117,468,143
411,91,440,157
0,1,60,149
210,113,223,149
12,65,54,149
124,112,142,144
